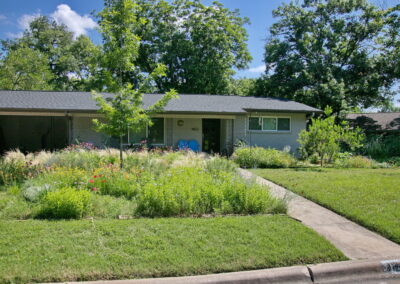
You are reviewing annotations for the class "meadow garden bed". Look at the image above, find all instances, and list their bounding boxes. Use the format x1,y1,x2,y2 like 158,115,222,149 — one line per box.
0,148,346,283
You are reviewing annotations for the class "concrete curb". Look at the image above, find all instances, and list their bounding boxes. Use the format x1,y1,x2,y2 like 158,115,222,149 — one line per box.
47,259,400,284
310,258,400,283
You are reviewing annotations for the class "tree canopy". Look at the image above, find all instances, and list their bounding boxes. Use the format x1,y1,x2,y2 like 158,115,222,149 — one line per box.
0,46,53,90
1,16,100,91
258,0,400,114
129,0,252,94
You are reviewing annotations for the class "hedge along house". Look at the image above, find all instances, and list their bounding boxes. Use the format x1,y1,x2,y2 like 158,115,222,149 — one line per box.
0,90,320,154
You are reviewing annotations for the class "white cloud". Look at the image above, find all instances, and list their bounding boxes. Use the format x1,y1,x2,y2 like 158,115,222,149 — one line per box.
51,4,97,37
247,65,266,73
4,31,23,38
0,14,6,21
18,13,40,30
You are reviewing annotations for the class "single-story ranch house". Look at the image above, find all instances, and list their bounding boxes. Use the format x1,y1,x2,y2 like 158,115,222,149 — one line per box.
0,90,320,154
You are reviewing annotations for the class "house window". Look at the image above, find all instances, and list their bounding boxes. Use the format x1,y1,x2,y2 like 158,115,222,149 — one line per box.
248,116,291,132
127,118,165,144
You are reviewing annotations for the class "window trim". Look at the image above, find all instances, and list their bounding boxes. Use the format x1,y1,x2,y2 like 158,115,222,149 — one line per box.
125,118,166,145
248,116,291,132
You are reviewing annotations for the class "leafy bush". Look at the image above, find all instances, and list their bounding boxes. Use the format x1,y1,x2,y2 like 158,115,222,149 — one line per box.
21,168,88,201
362,134,400,159
298,107,364,166
232,147,296,168
136,167,285,217
36,188,91,219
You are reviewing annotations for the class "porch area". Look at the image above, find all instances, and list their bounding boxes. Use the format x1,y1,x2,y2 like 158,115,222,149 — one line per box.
125,115,235,154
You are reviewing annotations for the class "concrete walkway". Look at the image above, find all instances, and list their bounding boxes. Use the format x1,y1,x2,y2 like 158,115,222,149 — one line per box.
239,169,400,260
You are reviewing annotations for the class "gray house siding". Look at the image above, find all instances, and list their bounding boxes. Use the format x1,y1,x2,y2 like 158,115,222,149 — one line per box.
71,116,118,148
69,113,306,153
232,113,307,153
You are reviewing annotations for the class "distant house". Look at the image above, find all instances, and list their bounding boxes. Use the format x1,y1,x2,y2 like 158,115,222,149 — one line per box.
0,90,320,154
346,112,400,134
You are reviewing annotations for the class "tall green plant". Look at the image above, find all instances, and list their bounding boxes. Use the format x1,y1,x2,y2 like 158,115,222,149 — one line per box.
298,107,364,166
93,0,177,168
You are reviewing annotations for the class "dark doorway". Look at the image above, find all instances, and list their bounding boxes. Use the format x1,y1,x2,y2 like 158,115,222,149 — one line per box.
202,119,220,153
0,115,69,154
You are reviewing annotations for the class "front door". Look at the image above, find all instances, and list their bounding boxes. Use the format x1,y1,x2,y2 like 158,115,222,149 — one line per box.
202,119,220,153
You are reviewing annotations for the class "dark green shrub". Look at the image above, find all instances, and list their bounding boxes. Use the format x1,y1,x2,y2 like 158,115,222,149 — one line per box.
362,134,400,159
36,188,91,219
232,147,296,168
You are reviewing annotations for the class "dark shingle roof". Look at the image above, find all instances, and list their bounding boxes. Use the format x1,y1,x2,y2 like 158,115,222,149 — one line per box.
0,90,321,114
346,112,400,132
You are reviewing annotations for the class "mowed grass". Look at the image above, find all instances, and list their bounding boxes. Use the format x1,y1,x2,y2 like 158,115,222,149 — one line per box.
251,168,400,243
0,215,345,284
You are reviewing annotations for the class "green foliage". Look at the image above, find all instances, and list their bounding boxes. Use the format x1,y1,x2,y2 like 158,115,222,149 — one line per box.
259,0,400,113
362,134,400,159
0,191,32,219
232,147,296,168
0,157,42,186
334,155,375,169
90,194,136,219
87,166,151,199
36,188,91,219
227,78,257,96
0,46,53,90
94,0,178,168
298,107,364,166
1,16,99,91
205,156,238,175
136,167,285,217
131,0,252,94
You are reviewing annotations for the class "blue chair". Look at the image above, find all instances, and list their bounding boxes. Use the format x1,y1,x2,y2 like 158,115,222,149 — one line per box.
187,140,200,152
177,140,189,150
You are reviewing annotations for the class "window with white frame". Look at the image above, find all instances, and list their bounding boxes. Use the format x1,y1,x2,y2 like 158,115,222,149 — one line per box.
248,116,291,132
126,118,165,144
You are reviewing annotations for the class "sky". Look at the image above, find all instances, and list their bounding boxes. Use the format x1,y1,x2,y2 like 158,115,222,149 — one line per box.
0,0,399,104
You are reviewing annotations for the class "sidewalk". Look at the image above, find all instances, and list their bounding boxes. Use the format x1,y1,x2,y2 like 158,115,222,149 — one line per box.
239,169,400,260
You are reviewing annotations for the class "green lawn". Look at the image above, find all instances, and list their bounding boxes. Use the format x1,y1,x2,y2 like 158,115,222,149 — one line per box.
0,215,345,284
251,168,400,244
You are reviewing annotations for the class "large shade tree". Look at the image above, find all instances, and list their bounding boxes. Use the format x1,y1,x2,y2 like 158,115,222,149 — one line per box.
258,0,400,114
1,16,100,91
114,0,252,94
0,46,53,90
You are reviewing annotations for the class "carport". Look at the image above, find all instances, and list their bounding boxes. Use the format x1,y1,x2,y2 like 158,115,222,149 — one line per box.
0,114,69,153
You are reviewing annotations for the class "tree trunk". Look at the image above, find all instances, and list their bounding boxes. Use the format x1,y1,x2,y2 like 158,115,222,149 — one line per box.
320,153,324,167
119,135,123,169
